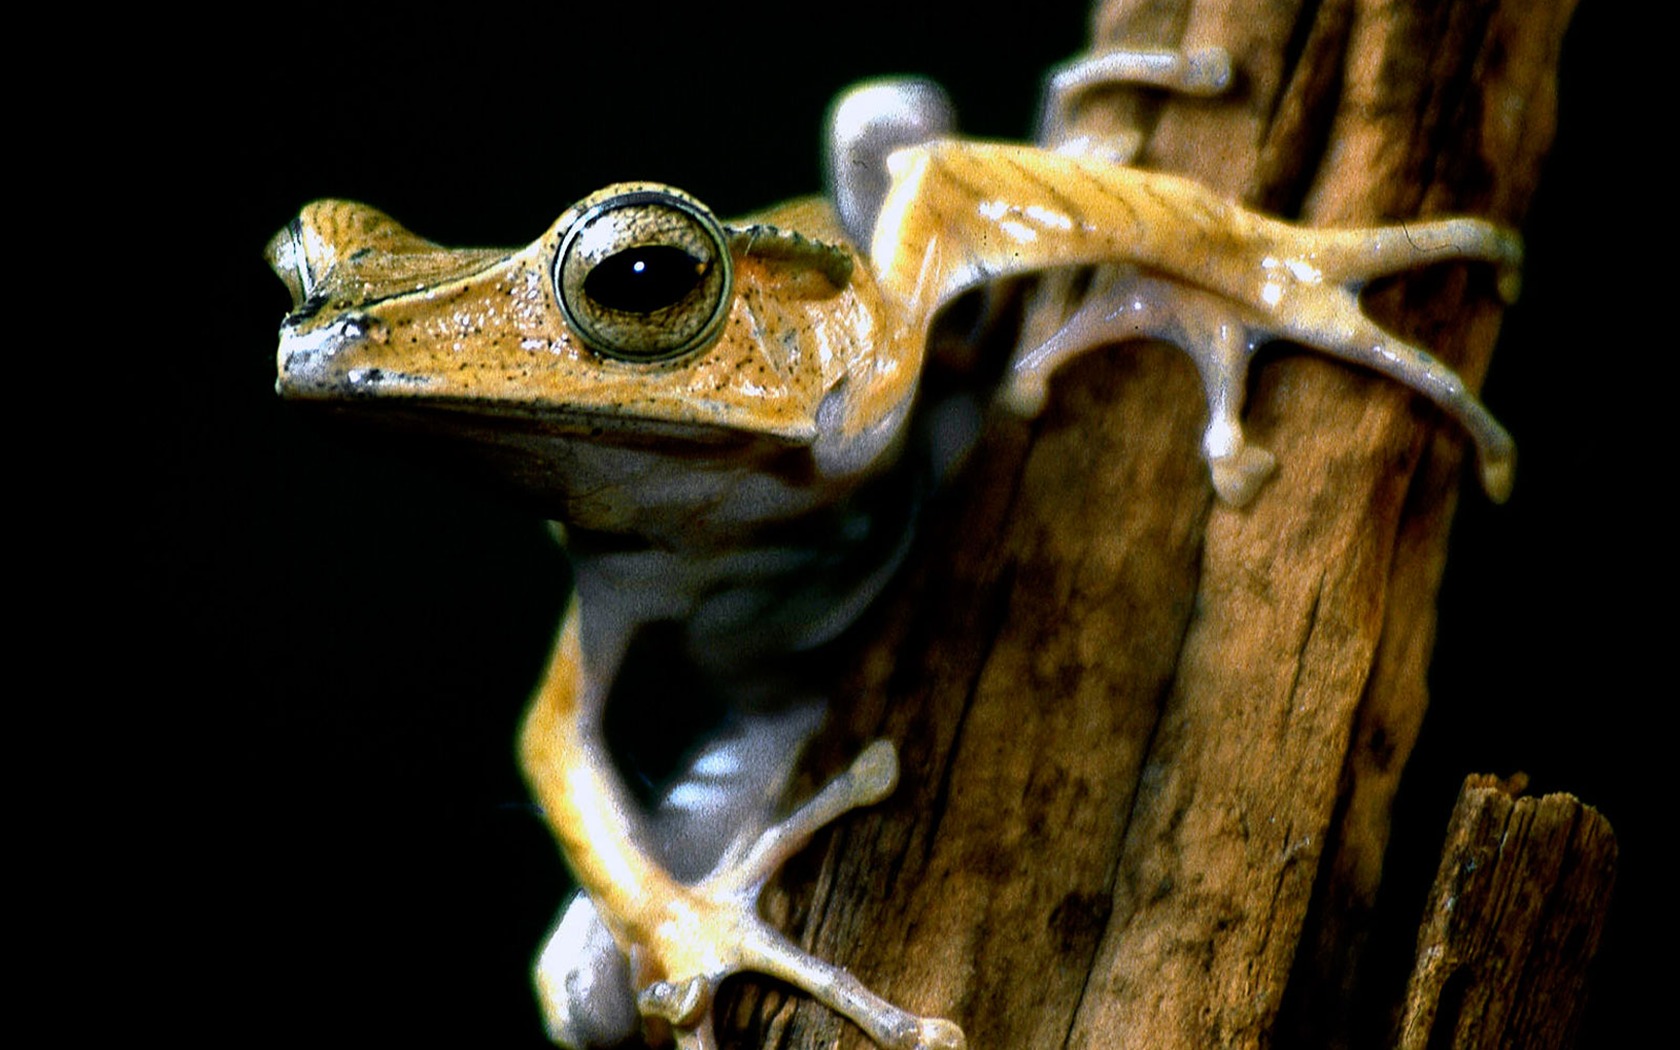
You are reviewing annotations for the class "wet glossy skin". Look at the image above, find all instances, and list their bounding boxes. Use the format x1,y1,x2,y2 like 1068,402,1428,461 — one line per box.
271,54,1520,1050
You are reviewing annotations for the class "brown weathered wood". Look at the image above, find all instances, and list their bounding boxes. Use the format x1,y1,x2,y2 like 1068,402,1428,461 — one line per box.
718,1,1579,1047
1395,775,1617,1050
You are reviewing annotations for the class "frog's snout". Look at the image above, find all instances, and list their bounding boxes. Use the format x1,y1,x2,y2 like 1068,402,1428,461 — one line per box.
274,310,424,401
265,217,316,309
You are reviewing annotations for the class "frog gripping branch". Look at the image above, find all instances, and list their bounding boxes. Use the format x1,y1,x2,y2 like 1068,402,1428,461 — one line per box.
270,38,1521,1050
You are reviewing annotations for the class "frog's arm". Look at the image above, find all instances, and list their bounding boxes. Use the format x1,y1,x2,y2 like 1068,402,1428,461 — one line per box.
869,140,1520,504
521,598,964,1050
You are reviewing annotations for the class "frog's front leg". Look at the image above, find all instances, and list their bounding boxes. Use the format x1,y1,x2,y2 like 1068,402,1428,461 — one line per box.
999,211,1520,504
873,142,1521,504
521,600,964,1050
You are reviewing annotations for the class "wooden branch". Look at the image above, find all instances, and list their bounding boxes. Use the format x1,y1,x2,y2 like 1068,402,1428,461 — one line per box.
717,1,1581,1047
1395,775,1617,1050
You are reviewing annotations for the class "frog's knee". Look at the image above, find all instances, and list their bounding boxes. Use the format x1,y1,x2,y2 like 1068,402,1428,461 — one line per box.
826,78,956,247
534,893,637,1049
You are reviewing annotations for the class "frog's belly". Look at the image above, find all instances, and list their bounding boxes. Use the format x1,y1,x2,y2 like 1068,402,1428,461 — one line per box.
568,448,922,676
533,431,834,542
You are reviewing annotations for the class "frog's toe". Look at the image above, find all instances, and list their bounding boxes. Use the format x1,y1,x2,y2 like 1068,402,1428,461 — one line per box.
998,369,1051,419
638,976,711,1028
1478,445,1515,504
1496,263,1522,305
535,893,638,1049
1209,445,1277,507
632,740,963,1050
913,1017,968,1049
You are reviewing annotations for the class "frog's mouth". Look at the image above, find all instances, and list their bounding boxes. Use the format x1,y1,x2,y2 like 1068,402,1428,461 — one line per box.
285,388,819,476
278,360,821,452
284,395,830,533
317,396,812,446
279,381,819,479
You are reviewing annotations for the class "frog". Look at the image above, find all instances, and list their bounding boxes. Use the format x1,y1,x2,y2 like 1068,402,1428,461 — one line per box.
269,43,1519,1050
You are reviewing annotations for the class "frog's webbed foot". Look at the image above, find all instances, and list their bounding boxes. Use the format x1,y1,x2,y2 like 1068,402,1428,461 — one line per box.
1003,272,1276,506
631,741,965,1050
1253,217,1523,501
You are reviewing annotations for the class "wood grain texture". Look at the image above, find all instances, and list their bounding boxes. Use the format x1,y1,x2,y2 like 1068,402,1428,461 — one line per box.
1395,775,1616,1050
718,1,1580,1047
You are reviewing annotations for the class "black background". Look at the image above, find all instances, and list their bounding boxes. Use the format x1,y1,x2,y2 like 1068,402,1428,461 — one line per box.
129,2,1650,1045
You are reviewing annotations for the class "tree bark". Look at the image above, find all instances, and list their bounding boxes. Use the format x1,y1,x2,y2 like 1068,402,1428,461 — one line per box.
1395,775,1616,1050
720,0,1583,1047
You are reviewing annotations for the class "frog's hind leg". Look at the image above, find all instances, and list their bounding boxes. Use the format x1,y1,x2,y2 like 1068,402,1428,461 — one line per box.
523,602,964,1050
1019,43,1518,504
1001,219,1521,505
533,702,824,1047
639,741,965,1050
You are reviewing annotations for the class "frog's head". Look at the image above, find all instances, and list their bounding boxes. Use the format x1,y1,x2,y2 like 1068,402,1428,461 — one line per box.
270,187,920,534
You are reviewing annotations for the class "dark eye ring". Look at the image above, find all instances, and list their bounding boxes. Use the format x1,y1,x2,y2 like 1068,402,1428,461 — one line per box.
554,185,732,362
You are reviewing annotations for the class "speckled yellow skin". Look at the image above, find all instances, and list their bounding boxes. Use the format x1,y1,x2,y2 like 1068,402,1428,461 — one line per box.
273,193,888,445
272,122,1519,1050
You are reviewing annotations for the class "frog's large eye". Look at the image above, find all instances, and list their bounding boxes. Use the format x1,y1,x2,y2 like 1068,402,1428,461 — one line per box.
554,187,732,362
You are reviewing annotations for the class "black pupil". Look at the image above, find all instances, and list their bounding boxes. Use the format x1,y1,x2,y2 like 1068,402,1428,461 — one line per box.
585,244,708,314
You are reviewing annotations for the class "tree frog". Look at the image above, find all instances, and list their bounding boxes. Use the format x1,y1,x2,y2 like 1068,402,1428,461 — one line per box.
269,45,1518,1050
